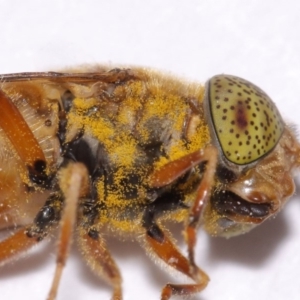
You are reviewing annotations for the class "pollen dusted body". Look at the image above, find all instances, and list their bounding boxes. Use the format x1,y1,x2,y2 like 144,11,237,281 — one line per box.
0,67,299,299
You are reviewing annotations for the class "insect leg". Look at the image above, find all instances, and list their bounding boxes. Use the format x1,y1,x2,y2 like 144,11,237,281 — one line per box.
0,228,42,265
149,145,217,189
150,145,218,264
185,145,217,267
77,228,122,300
47,163,89,300
0,194,63,265
146,145,218,298
140,222,209,299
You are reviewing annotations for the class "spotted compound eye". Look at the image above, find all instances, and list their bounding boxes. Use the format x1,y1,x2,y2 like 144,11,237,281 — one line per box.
207,75,284,165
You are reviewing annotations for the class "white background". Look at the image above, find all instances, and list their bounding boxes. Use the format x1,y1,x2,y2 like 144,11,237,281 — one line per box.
0,1,300,300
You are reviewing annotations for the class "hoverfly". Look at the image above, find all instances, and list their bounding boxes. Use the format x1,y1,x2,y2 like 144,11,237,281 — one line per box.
0,66,299,299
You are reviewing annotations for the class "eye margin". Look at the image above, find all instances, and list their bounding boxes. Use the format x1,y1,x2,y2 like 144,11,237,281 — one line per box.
203,74,285,174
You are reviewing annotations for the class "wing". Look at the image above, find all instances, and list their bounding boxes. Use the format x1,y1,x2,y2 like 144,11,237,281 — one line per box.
0,68,137,84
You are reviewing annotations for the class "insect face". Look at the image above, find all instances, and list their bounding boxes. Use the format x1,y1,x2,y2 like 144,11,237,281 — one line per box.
203,75,299,237
0,68,299,299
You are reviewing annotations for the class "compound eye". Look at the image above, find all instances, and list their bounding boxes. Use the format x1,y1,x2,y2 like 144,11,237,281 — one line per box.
206,75,284,165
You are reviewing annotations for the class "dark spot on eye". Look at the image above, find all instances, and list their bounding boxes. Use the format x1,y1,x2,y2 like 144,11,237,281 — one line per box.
264,110,270,126
235,102,248,129
243,89,251,95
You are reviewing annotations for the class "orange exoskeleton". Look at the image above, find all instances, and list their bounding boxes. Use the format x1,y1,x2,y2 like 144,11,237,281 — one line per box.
0,67,299,299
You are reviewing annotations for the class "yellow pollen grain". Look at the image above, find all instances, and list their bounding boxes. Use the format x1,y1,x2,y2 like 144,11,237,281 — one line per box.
154,121,210,170
108,134,137,167
86,117,115,141
73,97,98,111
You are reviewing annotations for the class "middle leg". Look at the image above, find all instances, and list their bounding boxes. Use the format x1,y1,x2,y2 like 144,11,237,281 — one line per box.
77,227,122,300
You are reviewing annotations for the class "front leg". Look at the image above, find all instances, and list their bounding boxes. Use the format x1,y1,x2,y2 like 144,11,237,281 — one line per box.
139,220,209,300
145,145,218,299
